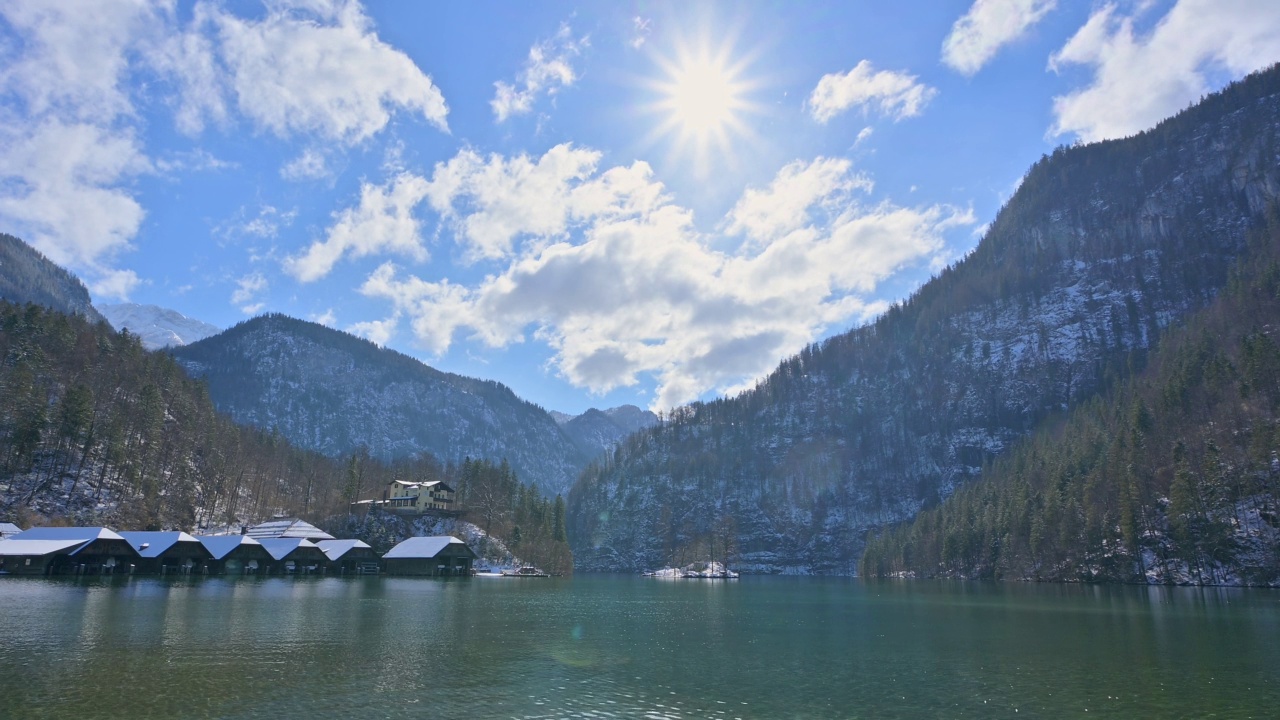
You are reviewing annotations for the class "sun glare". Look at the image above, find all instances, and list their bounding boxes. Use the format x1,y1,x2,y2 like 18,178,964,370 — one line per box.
667,58,740,136
645,40,758,176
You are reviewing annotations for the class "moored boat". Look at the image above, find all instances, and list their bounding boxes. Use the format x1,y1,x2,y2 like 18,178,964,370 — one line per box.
501,565,549,577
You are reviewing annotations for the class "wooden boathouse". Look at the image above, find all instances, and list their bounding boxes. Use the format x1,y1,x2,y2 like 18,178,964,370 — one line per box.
382,536,476,576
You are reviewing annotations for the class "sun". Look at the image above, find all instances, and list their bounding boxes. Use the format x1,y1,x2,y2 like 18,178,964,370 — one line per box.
645,41,758,176
664,56,742,137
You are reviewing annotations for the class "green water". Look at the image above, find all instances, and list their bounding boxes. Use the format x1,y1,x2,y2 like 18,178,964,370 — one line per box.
0,576,1277,719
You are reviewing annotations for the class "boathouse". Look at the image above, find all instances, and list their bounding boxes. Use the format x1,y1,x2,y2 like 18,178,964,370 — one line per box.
244,518,335,541
382,536,475,576
6,527,138,575
120,531,212,575
0,538,89,575
196,535,274,575
258,538,328,574
315,539,379,574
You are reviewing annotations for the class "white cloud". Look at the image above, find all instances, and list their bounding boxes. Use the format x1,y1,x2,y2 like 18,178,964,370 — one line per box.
942,0,1057,76
1049,0,1280,142
280,148,329,181
285,172,432,282
630,17,652,50
492,24,588,122
207,0,449,142
0,120,148,281
0,0,444,301
231,272,267,314
240,205,297,239
312,308,337,327
725,158,872,245
809,60,937,123
353,148,972,409
348,313,399,346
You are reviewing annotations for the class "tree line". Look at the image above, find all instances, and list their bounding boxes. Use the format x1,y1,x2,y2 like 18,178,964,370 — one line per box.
860,221,1280,585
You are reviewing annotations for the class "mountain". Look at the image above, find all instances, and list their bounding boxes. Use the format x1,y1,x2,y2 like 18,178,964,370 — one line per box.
861,224,1280,586
555,405,660,461
566,66,1280,574
170,314,588,496
98,303,220,349
0,233,106,324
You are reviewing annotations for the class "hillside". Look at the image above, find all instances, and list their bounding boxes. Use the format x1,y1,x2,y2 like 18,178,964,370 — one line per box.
0,233,106,324
567,66,1280,574
170,314,588,496
0,301,356,529
861,224,1280,585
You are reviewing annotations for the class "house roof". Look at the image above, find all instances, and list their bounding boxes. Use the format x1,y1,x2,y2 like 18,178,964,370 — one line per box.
0,522,22,537
0,539,87,557
119,531,203,558
195,534,264,560
257,537,321,560
382,536,471,559
314,539,372,561
390,480,452,492
244,518,335,541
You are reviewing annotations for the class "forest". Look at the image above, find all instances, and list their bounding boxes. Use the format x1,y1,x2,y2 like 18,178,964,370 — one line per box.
860,220,1280,584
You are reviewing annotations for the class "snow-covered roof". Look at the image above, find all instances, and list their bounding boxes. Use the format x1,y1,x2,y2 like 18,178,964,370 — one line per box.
390,480,452,491
383,536,468,559
12,527,125,543
257,537,320,560
314,539,372,561
119,531,202,558
195,534,264,560
0,539,87,557
0,522,22,537
244,518,335,540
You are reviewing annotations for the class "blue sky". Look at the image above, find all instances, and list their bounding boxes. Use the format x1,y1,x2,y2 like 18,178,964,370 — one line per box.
2,1,1278,414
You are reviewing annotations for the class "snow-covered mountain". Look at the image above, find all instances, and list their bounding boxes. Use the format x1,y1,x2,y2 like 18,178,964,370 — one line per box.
98,303,219,349
567,66,1280,574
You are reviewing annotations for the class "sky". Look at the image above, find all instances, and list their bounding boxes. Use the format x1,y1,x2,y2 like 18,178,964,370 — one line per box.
2,0,1279,415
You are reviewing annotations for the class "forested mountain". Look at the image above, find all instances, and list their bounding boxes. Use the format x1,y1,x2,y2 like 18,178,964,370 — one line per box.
559,405,659,461
170,314,588,496
0,301,355,529
567,66,1280,574
98,303,219,349
0,300,575,570
861,224,1280,585
0,233,106,324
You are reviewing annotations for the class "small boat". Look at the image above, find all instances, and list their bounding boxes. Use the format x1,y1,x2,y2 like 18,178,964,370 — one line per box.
501,565,549,577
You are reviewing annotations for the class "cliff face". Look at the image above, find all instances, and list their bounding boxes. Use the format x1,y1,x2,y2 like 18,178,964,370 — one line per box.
171,314,588,497
567,67,1280,574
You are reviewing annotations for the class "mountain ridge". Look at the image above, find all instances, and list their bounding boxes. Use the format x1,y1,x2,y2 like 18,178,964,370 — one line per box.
566,64,1280,574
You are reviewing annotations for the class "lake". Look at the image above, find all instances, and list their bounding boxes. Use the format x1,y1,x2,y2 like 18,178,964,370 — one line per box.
1,575,1277,718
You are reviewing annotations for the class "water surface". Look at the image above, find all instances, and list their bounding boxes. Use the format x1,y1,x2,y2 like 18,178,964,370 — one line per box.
1,575,1276,718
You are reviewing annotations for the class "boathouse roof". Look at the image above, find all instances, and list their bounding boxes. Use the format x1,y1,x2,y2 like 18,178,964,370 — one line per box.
195,534,265,560
244,518,335,541
0,539,87,557
257,537,321,560
0,522,22,538
315,539,372,561
383,536,471,559
12,527,126,543
119,531,203,558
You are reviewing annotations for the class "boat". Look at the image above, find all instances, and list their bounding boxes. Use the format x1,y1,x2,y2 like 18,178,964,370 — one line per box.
643,561,739,579
501,565,549,577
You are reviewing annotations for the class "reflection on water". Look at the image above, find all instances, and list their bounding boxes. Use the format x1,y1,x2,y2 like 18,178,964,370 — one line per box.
1,575,1278,718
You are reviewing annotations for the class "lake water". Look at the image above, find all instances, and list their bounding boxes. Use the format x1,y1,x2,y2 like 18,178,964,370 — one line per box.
1,575,1277,719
